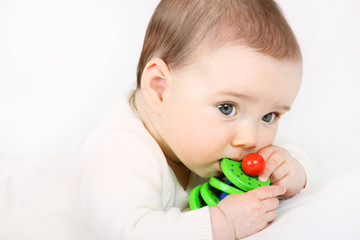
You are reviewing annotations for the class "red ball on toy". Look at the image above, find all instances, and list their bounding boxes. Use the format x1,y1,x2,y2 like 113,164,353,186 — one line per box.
242,153,265,176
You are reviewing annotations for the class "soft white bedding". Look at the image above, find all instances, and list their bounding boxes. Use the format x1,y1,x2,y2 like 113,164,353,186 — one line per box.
247,151,360,239
1,151,359,239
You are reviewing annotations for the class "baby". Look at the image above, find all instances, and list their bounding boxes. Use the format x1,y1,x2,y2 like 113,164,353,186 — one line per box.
78,0,310,239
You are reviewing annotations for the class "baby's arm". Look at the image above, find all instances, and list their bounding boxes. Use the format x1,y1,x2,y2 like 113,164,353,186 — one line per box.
210,185,285,239
78,128,212,239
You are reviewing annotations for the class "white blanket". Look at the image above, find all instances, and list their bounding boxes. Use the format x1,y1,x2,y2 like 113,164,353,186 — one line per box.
247,151,360,239
1,152,359,239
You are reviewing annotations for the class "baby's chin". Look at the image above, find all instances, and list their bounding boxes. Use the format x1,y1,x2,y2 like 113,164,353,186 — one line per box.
193,161,224,179
215,171,225,179
201,171,225,180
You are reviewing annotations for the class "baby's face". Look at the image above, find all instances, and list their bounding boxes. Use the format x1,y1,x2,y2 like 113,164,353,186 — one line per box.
158,45,302,179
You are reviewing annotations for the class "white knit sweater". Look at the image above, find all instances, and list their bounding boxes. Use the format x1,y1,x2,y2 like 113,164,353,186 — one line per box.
0,93,312,239
77,94,213,239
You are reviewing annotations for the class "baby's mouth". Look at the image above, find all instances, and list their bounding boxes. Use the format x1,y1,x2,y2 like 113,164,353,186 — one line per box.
216,160,225,178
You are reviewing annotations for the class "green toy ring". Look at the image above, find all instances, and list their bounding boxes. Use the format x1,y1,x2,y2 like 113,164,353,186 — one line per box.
189,184,206,210
189,157,270,210
200,182,222,207
209,177,244,194
221,158,270,192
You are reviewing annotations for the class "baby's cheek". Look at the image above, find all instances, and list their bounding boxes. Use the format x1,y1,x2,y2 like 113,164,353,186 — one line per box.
180,140,214,164
259,129,277,149
171,120,224,161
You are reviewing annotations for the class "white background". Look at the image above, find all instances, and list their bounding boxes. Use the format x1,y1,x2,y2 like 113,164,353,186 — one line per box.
0,0,359,171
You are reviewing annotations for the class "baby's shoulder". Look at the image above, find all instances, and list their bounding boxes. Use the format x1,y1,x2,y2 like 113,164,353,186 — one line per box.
82,120,159,158
79,109,164,169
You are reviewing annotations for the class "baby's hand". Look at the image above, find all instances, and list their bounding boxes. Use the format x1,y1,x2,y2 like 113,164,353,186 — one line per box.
210,185,285,240
258,145,306,198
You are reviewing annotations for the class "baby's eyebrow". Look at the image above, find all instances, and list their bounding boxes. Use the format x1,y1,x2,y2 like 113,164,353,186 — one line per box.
217,91,258,102
277,105,291,112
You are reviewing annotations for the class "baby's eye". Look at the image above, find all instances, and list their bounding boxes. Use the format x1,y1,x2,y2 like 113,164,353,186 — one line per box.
217,103,237,116
262,112,278,123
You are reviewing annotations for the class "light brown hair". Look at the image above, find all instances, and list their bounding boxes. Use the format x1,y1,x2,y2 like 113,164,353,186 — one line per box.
135,0,301,89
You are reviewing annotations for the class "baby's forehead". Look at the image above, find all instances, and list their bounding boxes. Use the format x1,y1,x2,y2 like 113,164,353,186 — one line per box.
182,45,302,75
171,45,302,105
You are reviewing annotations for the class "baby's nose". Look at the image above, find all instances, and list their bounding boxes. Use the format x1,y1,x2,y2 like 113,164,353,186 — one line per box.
230,123,258,149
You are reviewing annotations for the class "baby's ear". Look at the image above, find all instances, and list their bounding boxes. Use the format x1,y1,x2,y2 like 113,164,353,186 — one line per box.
140,58,170,113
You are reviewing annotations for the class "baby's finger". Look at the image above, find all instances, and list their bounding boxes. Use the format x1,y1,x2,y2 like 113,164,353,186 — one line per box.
271,173,292,189
265,209,277,224
259,152,285,182
252,185,286,200
269,161,288,183
261,197,280,212
258,145,278,161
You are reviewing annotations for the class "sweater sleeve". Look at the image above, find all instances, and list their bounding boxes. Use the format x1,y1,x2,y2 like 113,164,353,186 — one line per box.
77,126,213,240
274,135,314,190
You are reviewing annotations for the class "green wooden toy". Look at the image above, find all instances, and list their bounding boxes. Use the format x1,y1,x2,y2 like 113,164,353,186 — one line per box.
209,177,244,195
221,158,270,192
200,182,222,207
189,185,206,210
189,157,270,210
